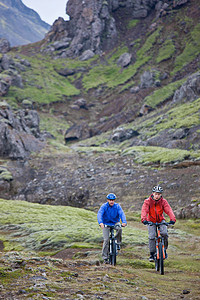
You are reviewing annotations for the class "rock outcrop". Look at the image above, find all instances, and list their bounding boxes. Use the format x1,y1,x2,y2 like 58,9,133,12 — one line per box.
0,53,31,96
175,203,200,219
41,0,190,59
43,0,163,58
173,71,200,104
0,102,44,159
0,38,10,54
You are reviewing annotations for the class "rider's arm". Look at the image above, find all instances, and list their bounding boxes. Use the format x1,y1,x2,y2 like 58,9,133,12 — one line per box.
141,199,149,223
117,204,127,226
163,199,176,222
97,203,106,225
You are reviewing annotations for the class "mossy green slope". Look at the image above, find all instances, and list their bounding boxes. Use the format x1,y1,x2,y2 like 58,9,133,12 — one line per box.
71,97,200,165
0,199,147,251
6,55,81,106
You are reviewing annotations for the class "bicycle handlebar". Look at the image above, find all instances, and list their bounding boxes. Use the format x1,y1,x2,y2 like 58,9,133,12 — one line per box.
146,221,170,226
104,224,122,229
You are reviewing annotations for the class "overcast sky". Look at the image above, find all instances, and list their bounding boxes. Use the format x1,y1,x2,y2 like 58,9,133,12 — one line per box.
22,0,69,25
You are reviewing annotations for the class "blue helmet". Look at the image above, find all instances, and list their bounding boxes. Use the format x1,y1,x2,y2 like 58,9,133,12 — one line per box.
107,193,116,200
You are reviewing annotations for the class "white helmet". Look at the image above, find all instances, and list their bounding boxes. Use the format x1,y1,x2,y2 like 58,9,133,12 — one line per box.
152,185,163,193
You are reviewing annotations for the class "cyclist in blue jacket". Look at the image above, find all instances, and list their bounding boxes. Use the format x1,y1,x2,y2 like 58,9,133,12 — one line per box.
97,193,127,263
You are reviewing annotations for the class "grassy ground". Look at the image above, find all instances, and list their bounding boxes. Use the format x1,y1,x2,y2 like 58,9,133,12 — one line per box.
0,199,199,299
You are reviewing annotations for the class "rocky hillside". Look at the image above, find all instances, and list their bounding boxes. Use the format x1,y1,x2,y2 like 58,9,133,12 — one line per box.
0,0,50,46
0,0,200,218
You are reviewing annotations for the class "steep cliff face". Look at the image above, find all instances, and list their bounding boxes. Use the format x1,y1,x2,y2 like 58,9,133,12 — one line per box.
0,0,50,46
44,0,189,58
44,0,166,57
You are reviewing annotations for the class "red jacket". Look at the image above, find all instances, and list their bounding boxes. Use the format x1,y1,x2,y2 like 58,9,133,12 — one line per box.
141,195,176,223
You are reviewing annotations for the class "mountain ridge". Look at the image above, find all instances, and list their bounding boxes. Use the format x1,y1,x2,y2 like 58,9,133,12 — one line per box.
0,0,50,46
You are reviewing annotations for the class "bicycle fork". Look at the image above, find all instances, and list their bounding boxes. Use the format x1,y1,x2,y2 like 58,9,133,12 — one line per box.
109,236,118,255
156,229,166,259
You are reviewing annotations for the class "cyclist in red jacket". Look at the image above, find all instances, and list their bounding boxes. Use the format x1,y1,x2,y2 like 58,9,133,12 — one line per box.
141,185,176,262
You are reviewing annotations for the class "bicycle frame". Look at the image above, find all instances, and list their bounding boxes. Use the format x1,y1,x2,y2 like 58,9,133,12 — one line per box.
148,222,169,275
105,224,121,265
155,225,166,260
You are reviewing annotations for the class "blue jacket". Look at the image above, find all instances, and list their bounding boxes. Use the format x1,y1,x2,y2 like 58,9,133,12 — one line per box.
97,202,127,226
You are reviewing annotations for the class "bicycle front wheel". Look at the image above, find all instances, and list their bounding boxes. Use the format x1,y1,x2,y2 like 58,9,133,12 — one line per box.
155,251,159,272
159,243,164,275
111,239,117,265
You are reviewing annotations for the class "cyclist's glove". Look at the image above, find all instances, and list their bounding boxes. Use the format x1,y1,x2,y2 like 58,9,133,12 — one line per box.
169,220,175,225
143,220,148,225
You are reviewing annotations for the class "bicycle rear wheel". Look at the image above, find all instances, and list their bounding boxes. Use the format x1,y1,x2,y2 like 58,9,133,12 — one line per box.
159,243,164,275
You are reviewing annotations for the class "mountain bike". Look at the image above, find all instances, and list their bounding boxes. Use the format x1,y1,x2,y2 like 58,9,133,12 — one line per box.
147,221,170,275
105,224,121,266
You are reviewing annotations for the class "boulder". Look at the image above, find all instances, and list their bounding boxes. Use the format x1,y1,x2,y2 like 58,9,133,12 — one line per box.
52,40,70,50
111,127,139,142
0,74,12,96
117,53,132,67
79,50,95,61
56,68,76,77
139,104,153,116
73,98,88,109
131,0,158,18
140,69,159,88
64,122,91,143
0,38,10,53
173,71,200,104
0,54,15,70
130,86,140,94
172,0,190,8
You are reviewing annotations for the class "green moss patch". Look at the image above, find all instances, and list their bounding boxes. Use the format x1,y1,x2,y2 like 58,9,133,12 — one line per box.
144,78,185,108
0,167,13,181
172,24,200,75
156,39,176,63
5,55,81,106
155,97,200,130
107,46,129,63
127,19,139,30
82,28,162,92
122,146,198,164
39,113,70,142
137,27,162,59
119,258,153,269
138,97,200,137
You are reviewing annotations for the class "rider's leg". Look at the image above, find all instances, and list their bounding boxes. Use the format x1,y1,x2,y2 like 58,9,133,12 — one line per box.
102,227,110,260
114,222,122,244
148,224,156,253
148,224,156,261
159,221,168,249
